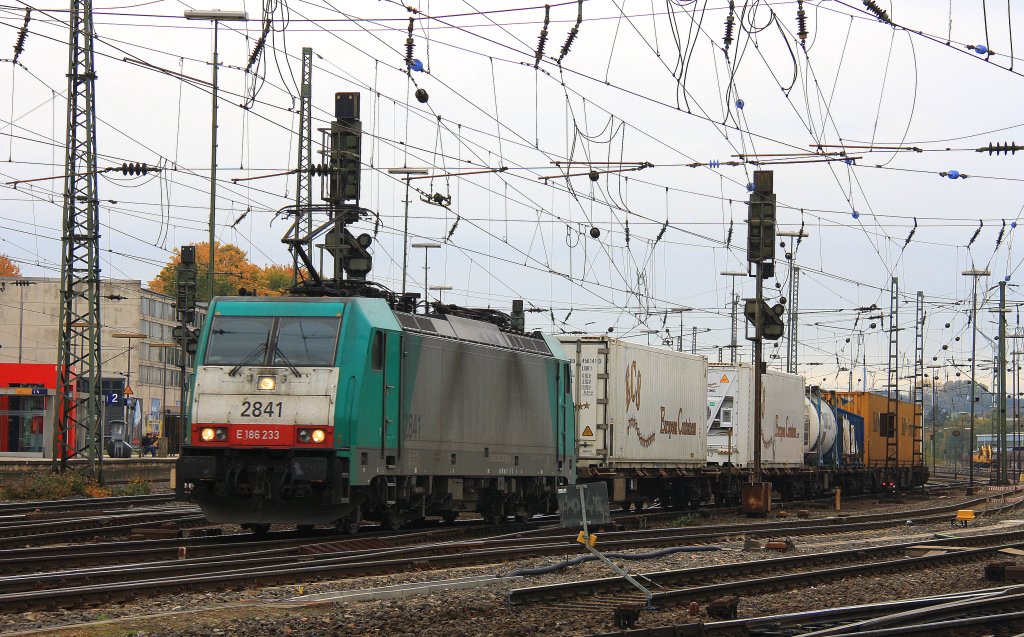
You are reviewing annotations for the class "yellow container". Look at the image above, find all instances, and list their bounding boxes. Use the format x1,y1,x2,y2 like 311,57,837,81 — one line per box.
833,392,919,466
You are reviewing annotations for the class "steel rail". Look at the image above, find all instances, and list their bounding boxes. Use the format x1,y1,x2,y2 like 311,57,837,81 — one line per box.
583,587,1024,636
0,504,996,596
507,527,1024,604
646,540,1024,607
0,512,208,548
0,494,176,515
4,506,1024,614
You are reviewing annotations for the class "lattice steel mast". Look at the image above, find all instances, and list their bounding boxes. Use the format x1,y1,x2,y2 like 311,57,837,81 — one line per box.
54,0,102,479
292,47,313,285
786,265,799,373
884,277,899,494
912,291,925,487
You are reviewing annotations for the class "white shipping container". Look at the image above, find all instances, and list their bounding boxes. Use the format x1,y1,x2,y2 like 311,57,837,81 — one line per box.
706,364,805,467
558,336,707,469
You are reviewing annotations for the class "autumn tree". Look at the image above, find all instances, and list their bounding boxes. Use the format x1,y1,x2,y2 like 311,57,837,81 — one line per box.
260,264,295,295
148,242,295,302
0,255,22,277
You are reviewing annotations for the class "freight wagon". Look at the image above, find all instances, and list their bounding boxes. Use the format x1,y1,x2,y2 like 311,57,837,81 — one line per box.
706,364,805,469
826,391,926,490
557,336,708,509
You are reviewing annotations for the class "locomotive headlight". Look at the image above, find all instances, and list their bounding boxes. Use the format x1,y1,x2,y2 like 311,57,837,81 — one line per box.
297,429,311,443
257,375,277,392
311,429,326,443
200,427,216,441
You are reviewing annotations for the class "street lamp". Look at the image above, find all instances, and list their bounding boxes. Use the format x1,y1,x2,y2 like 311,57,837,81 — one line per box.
149,342,178,440
429,284,453,304
963,267,991,494
721,271,746,363
185,8,249,301
412,243,441,311
111,332,146,443
388,167,431,296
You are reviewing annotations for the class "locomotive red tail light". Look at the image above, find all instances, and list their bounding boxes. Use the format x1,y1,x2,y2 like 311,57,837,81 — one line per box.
297,429,311,443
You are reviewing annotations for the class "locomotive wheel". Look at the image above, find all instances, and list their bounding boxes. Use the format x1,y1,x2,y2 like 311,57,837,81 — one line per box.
514,511,531,523
441,511,459,524
382,508,405,531
337,517,361,535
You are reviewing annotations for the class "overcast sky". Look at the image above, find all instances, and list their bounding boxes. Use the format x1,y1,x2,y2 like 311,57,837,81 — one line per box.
1,0,1022,395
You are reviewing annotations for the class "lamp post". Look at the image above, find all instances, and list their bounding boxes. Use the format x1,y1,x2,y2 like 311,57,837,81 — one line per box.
429,284,453,304
720,271,746,363
111,332,146,443
388,168,431,296
963,267,990,494
412,242,441,311
184,9,248,300
150,342,178,440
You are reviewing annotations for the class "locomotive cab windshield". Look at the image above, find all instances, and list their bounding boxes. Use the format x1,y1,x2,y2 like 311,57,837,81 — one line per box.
206,316,341,368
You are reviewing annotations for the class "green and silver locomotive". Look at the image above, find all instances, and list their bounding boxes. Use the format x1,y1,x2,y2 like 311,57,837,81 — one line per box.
176,296,575,532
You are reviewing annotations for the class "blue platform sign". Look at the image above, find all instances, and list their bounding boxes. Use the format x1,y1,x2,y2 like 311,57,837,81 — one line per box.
105,392,121,405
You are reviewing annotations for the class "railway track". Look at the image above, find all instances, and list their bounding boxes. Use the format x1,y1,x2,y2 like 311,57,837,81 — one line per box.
507,522,1024,605
0,493,177,515
0,506,206,548
584,586,1024,636
0,508,683,575
0,488,1004,570
0,492,1017,613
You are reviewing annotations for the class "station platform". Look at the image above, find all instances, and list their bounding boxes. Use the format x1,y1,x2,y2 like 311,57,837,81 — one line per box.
0,457,175,484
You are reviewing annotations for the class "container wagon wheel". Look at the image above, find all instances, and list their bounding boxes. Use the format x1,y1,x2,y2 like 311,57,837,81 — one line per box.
441,511,458,524
486,505,506,525
243,523,270,536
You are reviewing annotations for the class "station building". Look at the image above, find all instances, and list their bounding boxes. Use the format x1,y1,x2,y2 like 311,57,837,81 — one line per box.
0,277,203,458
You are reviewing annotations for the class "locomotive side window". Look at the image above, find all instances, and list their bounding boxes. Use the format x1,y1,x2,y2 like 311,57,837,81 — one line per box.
274,317,340,367
205,317,274,365
371,331,384,371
